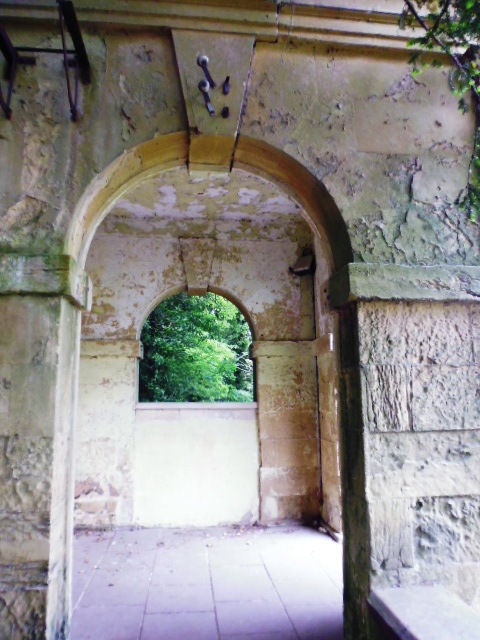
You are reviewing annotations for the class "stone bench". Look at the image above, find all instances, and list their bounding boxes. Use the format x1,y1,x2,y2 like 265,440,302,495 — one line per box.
368,586,480,640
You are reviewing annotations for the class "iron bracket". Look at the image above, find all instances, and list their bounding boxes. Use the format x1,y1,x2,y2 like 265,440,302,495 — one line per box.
0,0,90,121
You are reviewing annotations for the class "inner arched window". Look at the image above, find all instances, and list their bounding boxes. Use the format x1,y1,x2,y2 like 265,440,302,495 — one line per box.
138,292,254,402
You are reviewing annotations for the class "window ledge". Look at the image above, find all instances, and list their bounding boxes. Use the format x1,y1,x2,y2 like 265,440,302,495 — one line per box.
136,402,258,410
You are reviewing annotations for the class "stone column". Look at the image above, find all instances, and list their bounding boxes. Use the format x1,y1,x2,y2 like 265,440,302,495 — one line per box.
252,340,320,522
314,333,342,533
0,255,91,639
75,339,142,527
330,263,480,640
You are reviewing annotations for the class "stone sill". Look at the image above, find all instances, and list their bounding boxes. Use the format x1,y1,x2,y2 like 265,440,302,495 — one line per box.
136,402,258,422
136,402,258,410
329,263,480,307
368,586,480,640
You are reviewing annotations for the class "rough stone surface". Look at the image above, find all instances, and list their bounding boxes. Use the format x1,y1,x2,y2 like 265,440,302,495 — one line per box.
413,496,480,565
0,254,91,310
343,495,371,640
257,408,318,440
0,590,47,640
77,168,321,525
372,561,480,613
254,344,320,521
0,296,62,438
369,586,480,640
412,365,480,431
329,263,480,306
0,437,52,563
261,438,319,469
369,499,414,572
320,437,342,532
367,430,480,500
243,42,479,266
81,167,313,342
358,301,474,366
362,365,410,432
1,8,480,640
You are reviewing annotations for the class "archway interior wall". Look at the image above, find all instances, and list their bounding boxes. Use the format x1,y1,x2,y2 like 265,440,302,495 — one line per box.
1,13,478,639
76,166,327,527
313,234,343,532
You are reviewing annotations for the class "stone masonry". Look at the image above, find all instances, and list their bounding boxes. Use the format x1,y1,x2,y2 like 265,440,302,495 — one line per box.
0,2,479,638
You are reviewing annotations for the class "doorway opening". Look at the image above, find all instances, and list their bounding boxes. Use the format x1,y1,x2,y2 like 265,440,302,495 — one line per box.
69,134,349,640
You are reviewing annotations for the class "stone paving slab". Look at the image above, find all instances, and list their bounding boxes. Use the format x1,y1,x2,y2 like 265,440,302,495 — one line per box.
72,524,344,640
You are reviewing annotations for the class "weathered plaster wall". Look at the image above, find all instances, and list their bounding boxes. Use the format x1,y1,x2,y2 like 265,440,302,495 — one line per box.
134,404,259,526
75,341,138,527
0,6,479,639
242,42,479,266
0,27,187,258
77,373,260,528
80,167,314,341
0,294,80,639
1,27,477,266
75,167,323,527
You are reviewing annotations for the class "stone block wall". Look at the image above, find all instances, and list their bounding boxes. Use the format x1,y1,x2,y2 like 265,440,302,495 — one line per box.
0,294,80,639
341,299,480,638
1,3,479,638
253,341,320,521
362,302,480,602
75,340,139,527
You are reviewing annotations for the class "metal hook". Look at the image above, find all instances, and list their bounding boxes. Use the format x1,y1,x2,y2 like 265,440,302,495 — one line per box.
197,54,216,89
198,79,215,116
222,75,230,95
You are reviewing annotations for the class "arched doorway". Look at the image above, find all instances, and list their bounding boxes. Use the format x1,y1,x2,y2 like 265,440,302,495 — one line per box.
68,133,352,531
68,133,352,638
74,161,334,529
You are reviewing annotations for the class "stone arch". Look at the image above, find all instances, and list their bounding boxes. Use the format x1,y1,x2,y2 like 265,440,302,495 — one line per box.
66,132,353,271
74,131,346,529
137,284,257,343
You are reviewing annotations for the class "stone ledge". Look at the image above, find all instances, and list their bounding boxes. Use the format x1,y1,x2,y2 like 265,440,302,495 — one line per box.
0,254,92,310
251,340,315,358
0,1,414,50
81,339,143,359
136,402,258,422
368,586,480,640
329,263,480,307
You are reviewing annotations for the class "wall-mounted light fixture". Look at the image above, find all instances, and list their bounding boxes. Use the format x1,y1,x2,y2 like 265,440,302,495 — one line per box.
290,249,315,276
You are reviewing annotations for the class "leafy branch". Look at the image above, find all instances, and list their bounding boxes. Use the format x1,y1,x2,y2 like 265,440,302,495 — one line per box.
139,292,254,403
401,0,480,220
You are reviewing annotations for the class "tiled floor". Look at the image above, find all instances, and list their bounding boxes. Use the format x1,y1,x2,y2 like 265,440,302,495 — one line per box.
72,524,343,640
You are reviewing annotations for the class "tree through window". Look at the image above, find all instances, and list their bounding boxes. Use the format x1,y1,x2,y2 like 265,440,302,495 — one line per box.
139,292,254,402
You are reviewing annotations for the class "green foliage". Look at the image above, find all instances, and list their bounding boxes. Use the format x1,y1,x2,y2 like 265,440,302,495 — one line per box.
401,0,480,220
139,292,254,402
